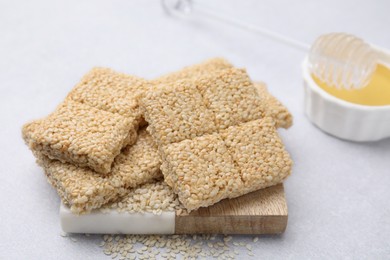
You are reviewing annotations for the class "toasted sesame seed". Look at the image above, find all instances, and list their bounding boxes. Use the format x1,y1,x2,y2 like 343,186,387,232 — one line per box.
97,233,263,260
224,236,232,243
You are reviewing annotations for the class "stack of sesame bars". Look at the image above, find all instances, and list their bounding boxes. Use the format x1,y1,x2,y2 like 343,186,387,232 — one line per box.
22,58,293,218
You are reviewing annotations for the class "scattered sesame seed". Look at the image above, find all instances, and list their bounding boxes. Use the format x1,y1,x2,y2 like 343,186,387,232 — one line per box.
224,236,233,243
97,233,261,260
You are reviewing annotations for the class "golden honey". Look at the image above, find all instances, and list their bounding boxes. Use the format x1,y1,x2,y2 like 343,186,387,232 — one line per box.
312,64,390,106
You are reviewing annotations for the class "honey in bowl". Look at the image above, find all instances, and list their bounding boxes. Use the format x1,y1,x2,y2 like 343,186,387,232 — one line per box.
312,63,390,106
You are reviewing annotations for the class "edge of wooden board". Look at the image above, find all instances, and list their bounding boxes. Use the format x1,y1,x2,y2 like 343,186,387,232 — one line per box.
175,184,288,234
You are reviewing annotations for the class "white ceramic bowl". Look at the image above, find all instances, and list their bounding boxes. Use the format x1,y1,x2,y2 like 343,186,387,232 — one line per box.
302,46,390,142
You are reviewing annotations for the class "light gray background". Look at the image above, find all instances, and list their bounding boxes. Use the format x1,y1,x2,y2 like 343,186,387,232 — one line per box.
1,0,389,259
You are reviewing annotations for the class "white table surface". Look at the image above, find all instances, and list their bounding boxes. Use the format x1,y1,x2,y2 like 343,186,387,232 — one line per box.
1,0,389,259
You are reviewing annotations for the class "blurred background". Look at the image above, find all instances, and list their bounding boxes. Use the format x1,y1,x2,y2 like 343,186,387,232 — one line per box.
0,0,389,259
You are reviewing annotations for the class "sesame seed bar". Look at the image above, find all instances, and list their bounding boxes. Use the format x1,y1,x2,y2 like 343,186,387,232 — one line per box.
219,118,292,195
67,67,147,118
153,58,292,129
160,132,243,210
23,100,138,174
141,68,292,211
23,68,149,174
195,69,265,129
36,129,162,214
254,82,293,129
141,80,217,147
142,68,266,147
152,57,233,84
160,118,291,211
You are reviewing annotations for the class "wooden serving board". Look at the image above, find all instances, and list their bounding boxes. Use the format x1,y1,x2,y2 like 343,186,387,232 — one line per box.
175,184,288,234
61,184,287,235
